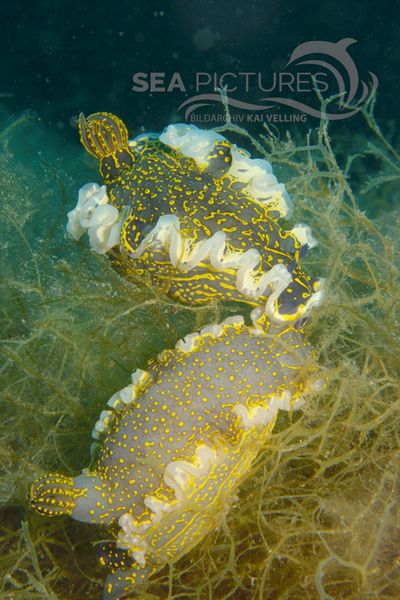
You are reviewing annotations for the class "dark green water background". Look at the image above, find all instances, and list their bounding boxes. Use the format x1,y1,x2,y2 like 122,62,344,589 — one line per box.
1,0,399,157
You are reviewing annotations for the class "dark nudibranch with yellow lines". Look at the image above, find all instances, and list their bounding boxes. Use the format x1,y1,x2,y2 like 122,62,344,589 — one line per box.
67,112,324,325
28,316,322,599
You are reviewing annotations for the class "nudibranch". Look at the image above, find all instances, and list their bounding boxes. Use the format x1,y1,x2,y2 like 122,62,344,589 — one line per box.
29,316,321,599
67,112,324,325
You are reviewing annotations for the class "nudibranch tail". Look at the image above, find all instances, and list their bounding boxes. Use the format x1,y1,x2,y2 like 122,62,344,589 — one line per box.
28,470,116,525
79,112,128,158
28,473,81,517
79,112,135,182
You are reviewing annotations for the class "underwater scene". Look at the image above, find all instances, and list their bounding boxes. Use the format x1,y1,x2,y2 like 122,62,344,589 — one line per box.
1,2,400,599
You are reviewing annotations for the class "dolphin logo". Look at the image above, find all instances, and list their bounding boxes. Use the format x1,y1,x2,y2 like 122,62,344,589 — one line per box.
287,38,360,106
179,39,379,121
260,38,378,119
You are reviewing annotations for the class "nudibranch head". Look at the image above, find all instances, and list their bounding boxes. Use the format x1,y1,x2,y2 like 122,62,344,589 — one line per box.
69,112,324,324
28,316,322,599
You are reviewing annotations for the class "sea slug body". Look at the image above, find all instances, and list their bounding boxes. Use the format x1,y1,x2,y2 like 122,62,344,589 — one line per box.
68,113,324,325
28,316,322,599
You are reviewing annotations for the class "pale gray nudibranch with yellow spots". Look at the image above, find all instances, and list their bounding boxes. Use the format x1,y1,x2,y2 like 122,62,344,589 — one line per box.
66,112,324,326
28,315,323,599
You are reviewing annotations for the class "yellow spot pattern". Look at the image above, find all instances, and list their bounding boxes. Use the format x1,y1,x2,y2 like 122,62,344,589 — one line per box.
28,317,321,599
